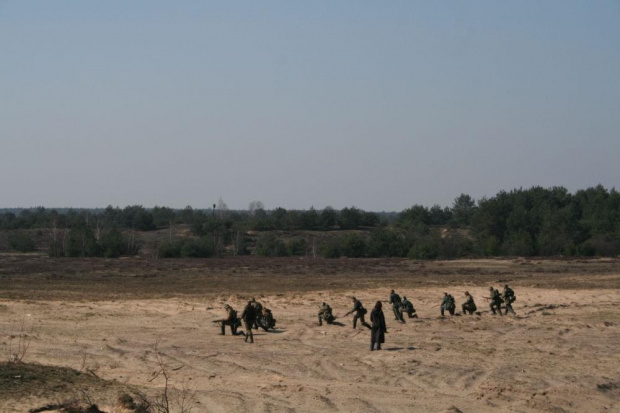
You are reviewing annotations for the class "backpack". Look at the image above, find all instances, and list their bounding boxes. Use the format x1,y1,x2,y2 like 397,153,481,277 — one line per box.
361,307,367,315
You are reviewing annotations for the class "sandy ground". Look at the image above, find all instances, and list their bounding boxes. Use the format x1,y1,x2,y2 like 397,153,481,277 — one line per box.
1,256,620,412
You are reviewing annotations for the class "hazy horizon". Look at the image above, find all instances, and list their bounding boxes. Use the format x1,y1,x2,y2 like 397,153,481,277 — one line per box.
2,1,619,211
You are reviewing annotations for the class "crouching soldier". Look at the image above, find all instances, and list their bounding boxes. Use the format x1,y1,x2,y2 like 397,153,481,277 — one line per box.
461,292,477,315
401,296,418,318
440,293,456,316
318,302,335,326
259,307,277,331
217,304,241,335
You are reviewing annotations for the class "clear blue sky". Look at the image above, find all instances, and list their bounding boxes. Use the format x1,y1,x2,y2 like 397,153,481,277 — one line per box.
1,1,619,211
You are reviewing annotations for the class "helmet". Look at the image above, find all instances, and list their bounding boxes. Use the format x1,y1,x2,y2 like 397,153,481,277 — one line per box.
391,289,395,293
403,296,407,300
251,297,256,302
224,304,230,308
489,287,494,291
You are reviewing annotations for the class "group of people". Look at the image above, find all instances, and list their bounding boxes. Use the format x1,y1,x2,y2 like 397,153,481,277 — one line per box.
333,285,518,351
215,297,276,344
217,285,517,350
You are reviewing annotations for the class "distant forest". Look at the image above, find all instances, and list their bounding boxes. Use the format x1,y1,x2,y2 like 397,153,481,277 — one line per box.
1,185,619,259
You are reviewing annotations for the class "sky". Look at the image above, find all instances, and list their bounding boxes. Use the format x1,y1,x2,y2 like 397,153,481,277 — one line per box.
1,1,619,211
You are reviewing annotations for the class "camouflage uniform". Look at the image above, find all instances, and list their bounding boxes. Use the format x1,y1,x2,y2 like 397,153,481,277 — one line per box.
441,293,456,316
401,297,417,318
461,293,477,315
240,301,256,343
503,285,516,315
318,302,335,326
220,305,240,335
348,298,371,330
489,287,503,316
389,290,405,322
260,307,276,330
250,298,263,329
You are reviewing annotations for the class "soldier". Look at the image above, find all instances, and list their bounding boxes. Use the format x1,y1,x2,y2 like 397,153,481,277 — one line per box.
259,307,277,330
440,292,456,316
461,291,477,315
388,289,405,323
400,296,418,318
487,287,504,316
318,302,335,326
240,300,256,343
503,284,517,315
343,297,371,330
217,304,241,335
250,298,263,329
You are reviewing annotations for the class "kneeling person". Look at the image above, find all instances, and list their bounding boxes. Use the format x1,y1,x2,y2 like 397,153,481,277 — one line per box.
461,292,477,315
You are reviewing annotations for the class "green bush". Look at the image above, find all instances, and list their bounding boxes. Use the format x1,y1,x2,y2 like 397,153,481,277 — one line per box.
180,238,214,258
158,241,183,258
340,234,367,258
8,232,36,252
256,234,289,257
289,238,308,256
320,239,342,258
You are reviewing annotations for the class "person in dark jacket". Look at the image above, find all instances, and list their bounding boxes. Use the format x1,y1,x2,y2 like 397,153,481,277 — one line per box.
370,301,387,351
240,300,256,343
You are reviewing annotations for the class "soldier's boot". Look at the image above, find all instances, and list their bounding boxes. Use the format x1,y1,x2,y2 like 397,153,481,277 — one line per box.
363,322,371,330
248,331,254,344
318,315,323,326
353,317,358,329
220,324,225,335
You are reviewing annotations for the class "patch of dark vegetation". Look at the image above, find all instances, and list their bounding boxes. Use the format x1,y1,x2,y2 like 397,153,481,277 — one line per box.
0,362,123,401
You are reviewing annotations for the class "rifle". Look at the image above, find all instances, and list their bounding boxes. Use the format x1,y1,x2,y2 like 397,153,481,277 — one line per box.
211,319,224,326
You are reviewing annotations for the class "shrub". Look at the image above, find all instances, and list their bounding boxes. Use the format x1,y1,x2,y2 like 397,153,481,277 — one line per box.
320,239,341,258
340,234,367,258
256,234,289,257
289,238,308,256
8,232,36,252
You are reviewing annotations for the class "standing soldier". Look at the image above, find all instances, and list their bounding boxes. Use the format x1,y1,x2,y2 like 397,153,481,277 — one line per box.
503,284,517,315
461,291,477,315
343,297,371,330
440,292,456,317
400,296,418,318
217,304,240,335
487,287,504,316
250,298,263,329
318,302,335,326
388,289,405,323
240,300,256,343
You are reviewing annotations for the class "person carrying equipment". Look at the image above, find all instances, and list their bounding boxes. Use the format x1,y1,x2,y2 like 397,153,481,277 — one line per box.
240,300,256,343
487,287,504,316
400,296,418,318
461,292,477,315
318,302,335,326
440,292,456,316
503,284,517,315
343,297,371,330
388,289,405,323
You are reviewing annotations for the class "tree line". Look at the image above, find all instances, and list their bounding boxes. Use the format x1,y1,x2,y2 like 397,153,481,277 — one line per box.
2,185,619,258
